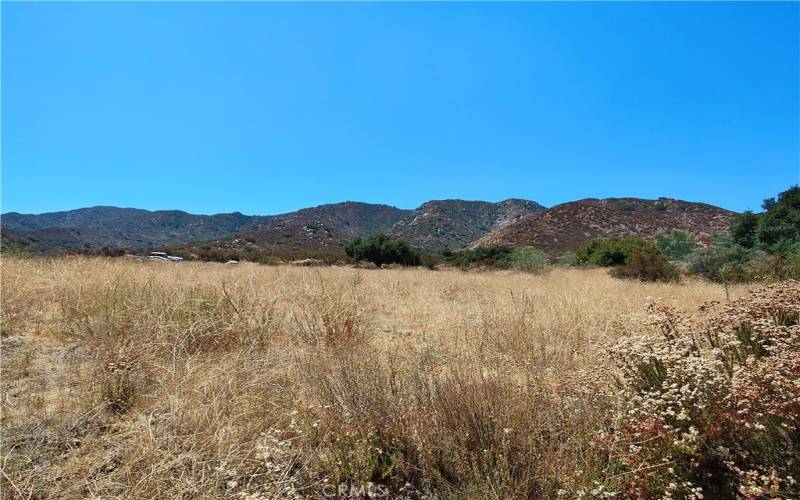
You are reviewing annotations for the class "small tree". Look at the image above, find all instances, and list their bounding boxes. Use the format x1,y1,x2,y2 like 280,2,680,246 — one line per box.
731,211,759,249
446,245,514,268
344,234,420,267
755,185,800,255
687,234,752,282
611,248,680,282
508,247,548,272
575,237,656,267
419,252,443,270
655,230,696,261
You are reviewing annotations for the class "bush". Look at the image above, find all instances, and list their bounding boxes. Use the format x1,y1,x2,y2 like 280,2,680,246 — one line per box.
687,234,750,281
344,234,420,267
1,241,36,256
732,185,800,256
446,245,514,268
731,210,759,249
557,251,578,267
507,247,548,272
683,186,800,282
610,247,680,282
575,237,657,267
757,186,800,254
655,230,696,261
604,284,800,498
419,252,443,270
443,246,547,272
784,248,800,279
99,246,126,257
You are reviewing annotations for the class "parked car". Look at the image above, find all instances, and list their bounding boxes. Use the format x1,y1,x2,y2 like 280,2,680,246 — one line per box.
147,251,183,262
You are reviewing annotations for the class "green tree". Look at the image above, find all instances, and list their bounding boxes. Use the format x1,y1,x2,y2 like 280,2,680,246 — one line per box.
575,237,657,267
731,211,759,249
755,185,800,255
655,230,696,260
610,247,680,282
507,247,548,272
447,245,514,268
687,234,752,282
344,234,420,267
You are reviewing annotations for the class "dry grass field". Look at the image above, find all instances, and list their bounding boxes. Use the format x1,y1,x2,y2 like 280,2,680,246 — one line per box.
1,257,797,499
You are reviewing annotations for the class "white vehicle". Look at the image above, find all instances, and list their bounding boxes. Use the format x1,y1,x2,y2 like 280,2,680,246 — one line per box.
147,251,183,262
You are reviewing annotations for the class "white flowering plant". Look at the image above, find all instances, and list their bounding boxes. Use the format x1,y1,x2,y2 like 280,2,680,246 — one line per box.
601,283,799,498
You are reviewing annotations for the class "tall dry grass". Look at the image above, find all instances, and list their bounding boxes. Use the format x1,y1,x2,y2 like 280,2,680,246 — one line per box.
0,257,755,498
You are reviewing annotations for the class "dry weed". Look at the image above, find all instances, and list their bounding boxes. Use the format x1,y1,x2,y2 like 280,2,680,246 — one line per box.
0,256,761,498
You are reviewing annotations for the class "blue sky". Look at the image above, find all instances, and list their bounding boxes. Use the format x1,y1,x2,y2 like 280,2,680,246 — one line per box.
2,2,798,215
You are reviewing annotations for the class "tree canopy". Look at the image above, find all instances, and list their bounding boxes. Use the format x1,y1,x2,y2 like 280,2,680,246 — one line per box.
344,234,420,267
731,186,800,255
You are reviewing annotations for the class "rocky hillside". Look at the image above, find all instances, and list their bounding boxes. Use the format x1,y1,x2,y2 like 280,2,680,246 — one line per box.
2,206,265,250
1,227,104,253
212,202,409,252
388,199,545,250
193,199,545,253
2,199,545,253
472,198,736,255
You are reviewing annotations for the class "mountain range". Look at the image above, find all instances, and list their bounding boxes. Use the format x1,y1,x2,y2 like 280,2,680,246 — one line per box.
2,196,736,256
1,199,544,253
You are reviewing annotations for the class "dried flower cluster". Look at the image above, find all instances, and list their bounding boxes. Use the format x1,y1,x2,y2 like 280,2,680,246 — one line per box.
602,282,799,498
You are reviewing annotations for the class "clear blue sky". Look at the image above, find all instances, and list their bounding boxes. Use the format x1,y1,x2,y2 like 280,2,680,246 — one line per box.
2,2,798,215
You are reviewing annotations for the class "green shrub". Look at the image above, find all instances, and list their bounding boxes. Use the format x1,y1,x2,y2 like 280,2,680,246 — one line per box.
441,245,547,271
447,245,514,268
687,234,753,282
756,186,800,255
685,235,800,283
731,185,800,256
610,248,680,282
557,251,578,267
0,241,36,256
731,211,759,249
507,247,548,272
344,234,420,267
100,246,126,257
575,237,656,267
419,252,443,270
655,230,696,261
783,249,800,279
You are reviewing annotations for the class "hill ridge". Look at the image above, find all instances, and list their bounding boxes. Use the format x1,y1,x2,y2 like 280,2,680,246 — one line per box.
471,197,736,254
2,196,737,255
1,199,545,253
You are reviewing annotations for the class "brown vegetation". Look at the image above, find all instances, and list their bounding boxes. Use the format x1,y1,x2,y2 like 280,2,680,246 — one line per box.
473,198,736,255
2,257,793,498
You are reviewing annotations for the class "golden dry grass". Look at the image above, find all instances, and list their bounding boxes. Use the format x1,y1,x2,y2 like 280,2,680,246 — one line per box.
0,257,751,498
